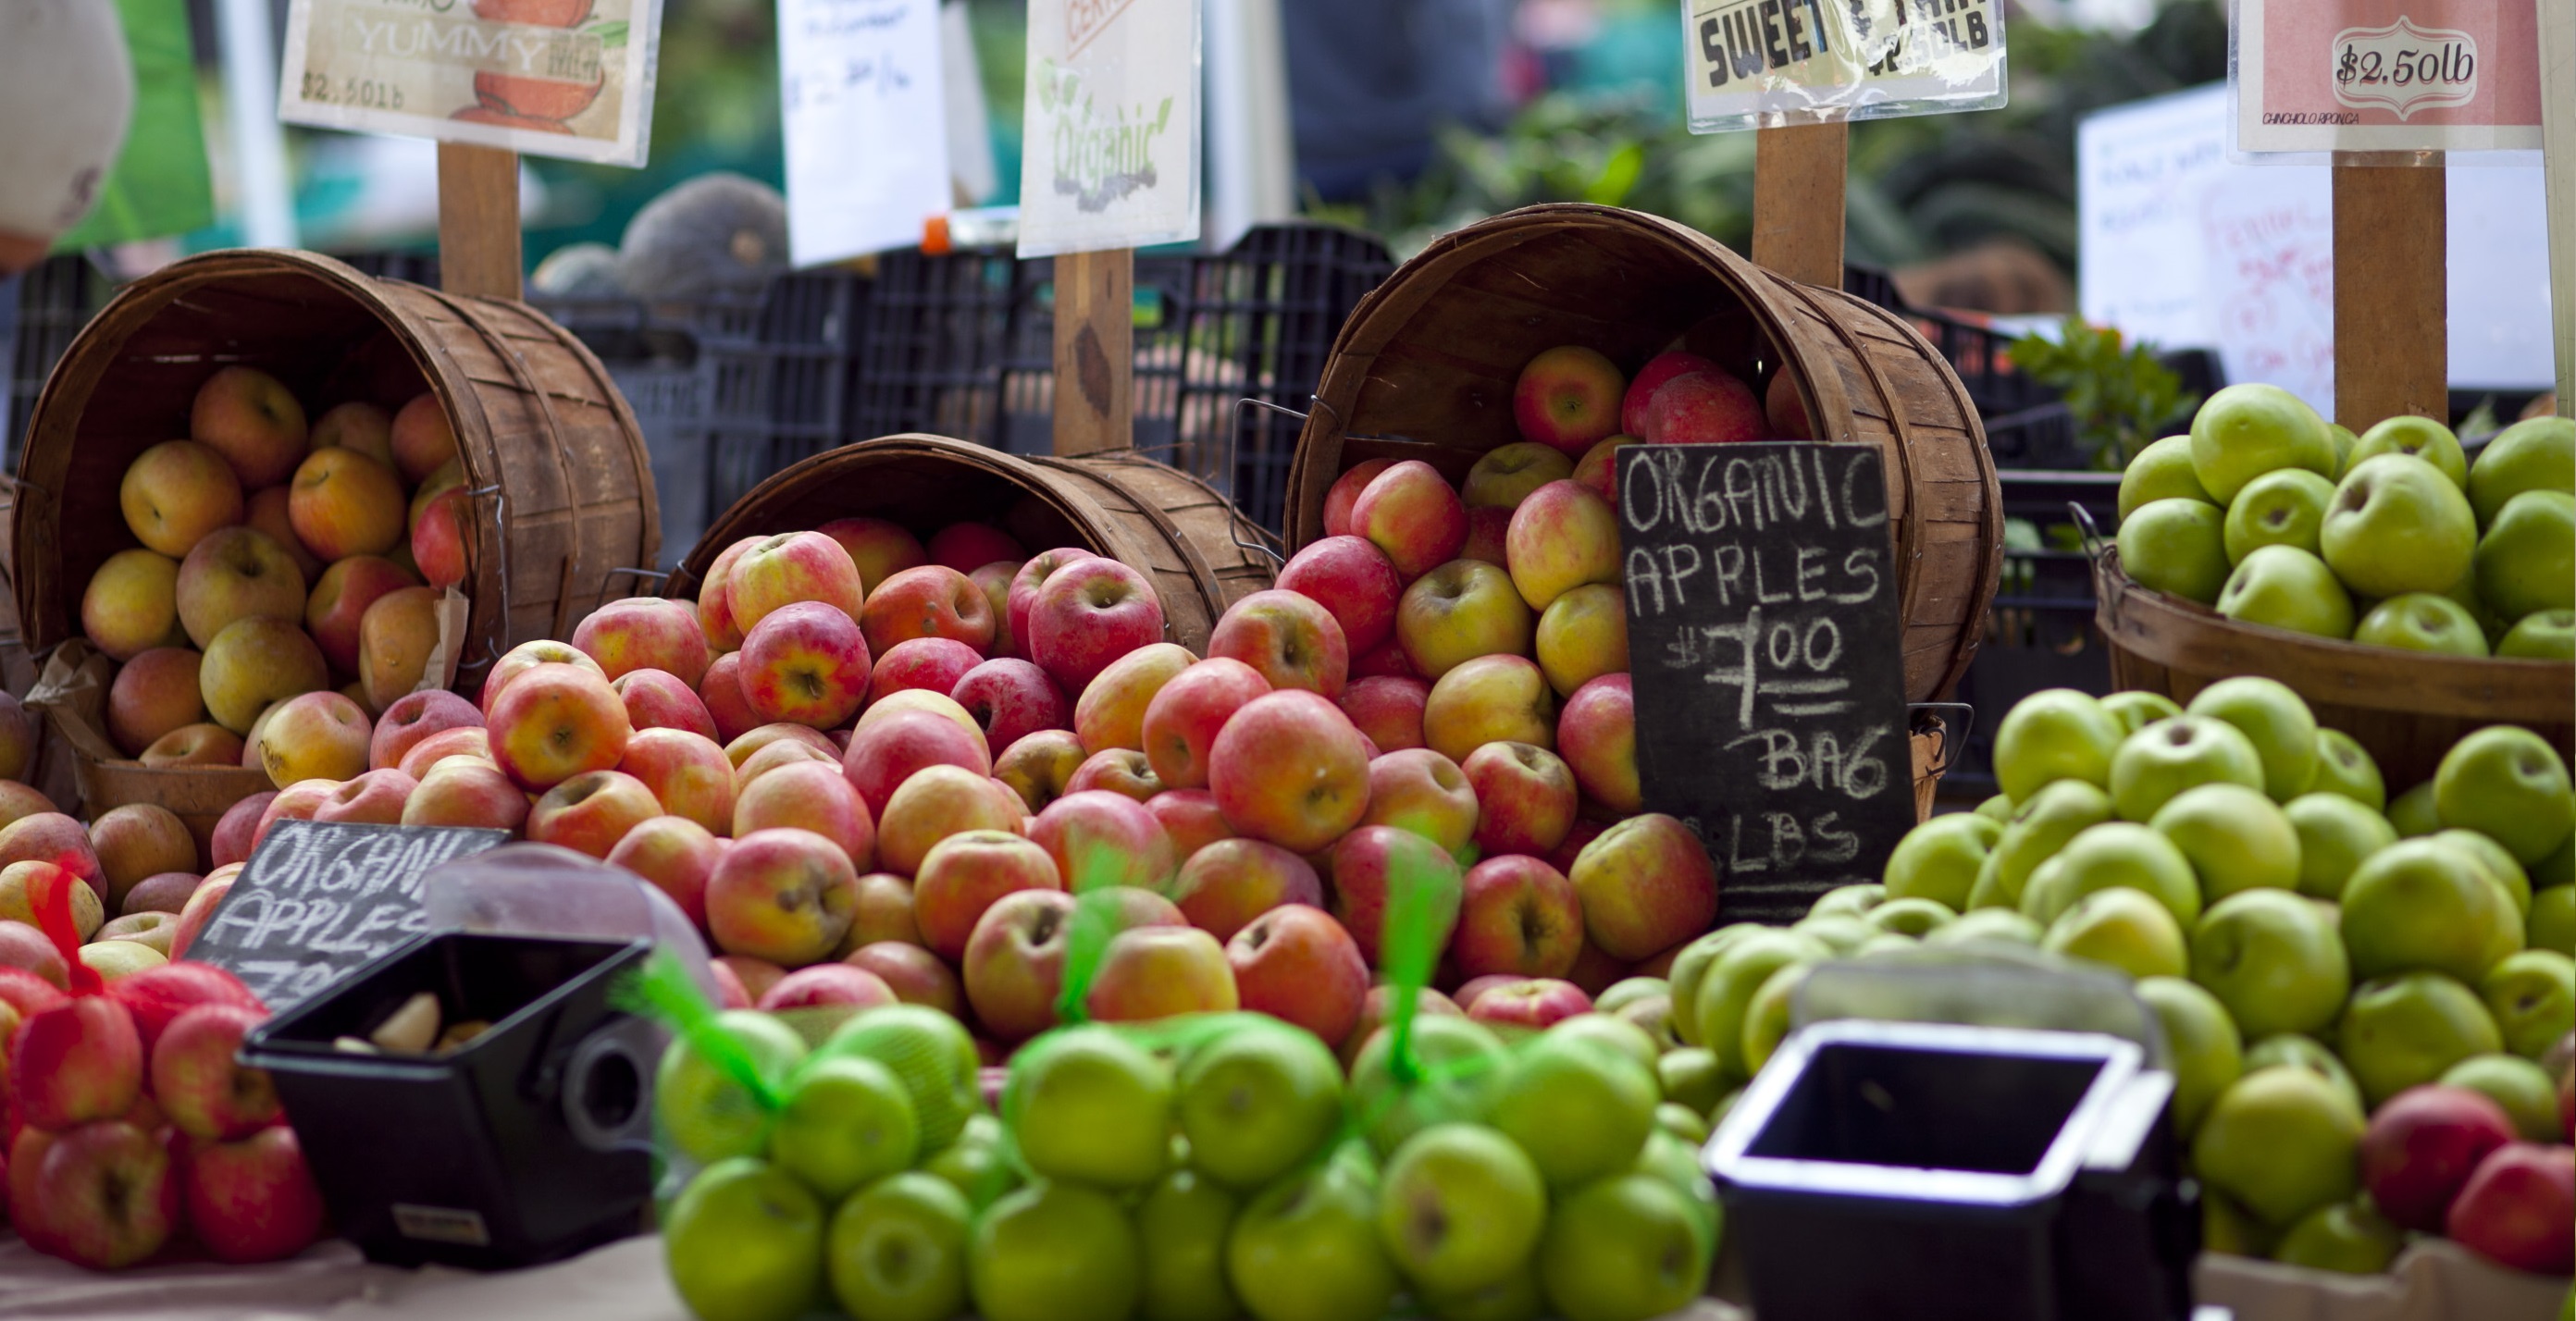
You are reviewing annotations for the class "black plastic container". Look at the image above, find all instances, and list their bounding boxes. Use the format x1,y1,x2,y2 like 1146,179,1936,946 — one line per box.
1707,1018,2196,1321
1946,469,2125,799
242,932,663,1269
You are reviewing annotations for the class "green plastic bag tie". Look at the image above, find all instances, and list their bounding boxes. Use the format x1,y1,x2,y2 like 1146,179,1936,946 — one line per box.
612,949,782,1113
1377,838,1453,1088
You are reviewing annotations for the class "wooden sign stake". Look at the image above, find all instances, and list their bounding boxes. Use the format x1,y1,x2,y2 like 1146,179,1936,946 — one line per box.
2330,155,2447,429
436,142,525,301
1052,247,1134,454
2542,0,2574,415
1752,122,1850,289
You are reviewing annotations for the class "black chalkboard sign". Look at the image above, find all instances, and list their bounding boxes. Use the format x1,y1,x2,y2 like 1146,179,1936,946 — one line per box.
1617,442,1916,923
188,820,508,1010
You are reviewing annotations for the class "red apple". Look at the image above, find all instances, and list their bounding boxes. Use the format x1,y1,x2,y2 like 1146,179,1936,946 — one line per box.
1329,824,1466,966
927,522,1024,575
1209,589,1350,699
1620,352,1717,436
1351,638,1419,682
734,760,874,871
606,816,723,928
816,517,929,595
1466,978,1592,1034
1513,346,1624,456
994,728,1086,814
1275,536,1402,656
1451,855,1583,979
756,963,898,1020
30,1119,176,1267
1085,925,1238,1022
1208,691,1371,855
728,530,867,632
0,918,70,986
613,668,720,740
2362,1084,2521,1231
1567,814,1718,960
2446,1142,2574,1275
1557,673,1640,813
12,993,143,1128
1349,461,1468,580
1027,557,1166,695
106,960,262,1055
252,783,336,854
1226,903,1368,1043
410,487,471,591
310,767,419,826
1765,368,1812,439
1146,789,1231,859
477,638,605,719
913,829,1062,961
738,601,872,730
1643,367,1768,445
1339,675,1430,754
704,827,861,968
402,759,529,833
166,870,238,962
487,660,631,792
367,688,482,772
573,595,712,686
961,888,1080,1041
861,565,997,657
182,1124,325,1264
1067,747,1164,803
1570,438,1621,505
843,708,992,819
0,811,107,895
1141,658,1272,791
843,940,963,1016
395,727,492,781
1028,789,1177,894
1173,837,1321,941
1006,548,1092,665
526,770,662,859
950,658,1070,752
1359,747,1479,855
869,636,984,707
150,1002,279,1139
1462,740,1578,858
1321,459,1396,538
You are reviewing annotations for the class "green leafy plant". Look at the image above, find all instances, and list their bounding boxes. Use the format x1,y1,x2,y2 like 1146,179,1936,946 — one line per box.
2007,316,2199,468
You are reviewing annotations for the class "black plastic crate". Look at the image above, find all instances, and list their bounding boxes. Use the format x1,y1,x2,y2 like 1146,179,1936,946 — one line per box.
1947,470,2124,800
6,254,116,473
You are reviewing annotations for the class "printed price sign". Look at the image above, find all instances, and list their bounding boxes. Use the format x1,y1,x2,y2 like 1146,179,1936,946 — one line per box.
278,0,663,166
2235,0,2543,154
1680,0,2006,134
1016,0,1201,256
1618,442,1916,922
778,0,950,265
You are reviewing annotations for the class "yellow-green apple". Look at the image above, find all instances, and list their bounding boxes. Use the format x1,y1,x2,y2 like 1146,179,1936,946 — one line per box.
1534,583,1626,698
120,439,243,559
2357,1083,2518,1231
1171,837,1320,940
2350,414,2468,488
82,549,184,661
2309,727,2386,810
2119,435,2212,518
2188,383,2336,503
2467,415,2575,525
2284,791,2396,900
310,400,393,468
1505,480,1619,611
1208,690,1371,855
1359,747,1478,854
913,829,1061,960
479,638,606,716
177,526,309,650
995,728,1085,812
487,660,632,791
1462,740,1578,858
1396,560,1534,680
1029,788,1177,893
106,648,205,756
2019,820,2201,929
1556,672,1638,813
611,668,719,740
2434,725,2574,865
1146,788,1230,858
738,601,872,730
1461,505,1511,567
2149,783,2298,900
967,560,1022,657
1004,547,1091,656
1086,924,1238,1022
2340,971,2506,1107
1515,346,1625,455
574,596,712,686
694,536,764,651
1071,641,1191,754
400,758,527,833
1570,437,1621,505
1028,557,1166,694
2340,837,2520,982
1464,443,1575,510
119,873,201,917
2223,467,2335,562
1138,658,1270,791
2042,886,2187,979
389,391,457,484
355,585,442,709
876,763,1022,875
368,688,479,772
734,759,874,870
2476,949,2571,1058
243,486,323,585
1331,824,1465,964
2107,713,2264,822
2357,593,2490,656
1322,459,1397,537
1568,814,1716,961
1453,855,1582,979
2191,1063,2367,1227
707,826,861,966
2474,490,2576,621
1469,977,1593,1036
604,816,721,925
1882,812,2001,910
843,871,920,947
183,1123,327,1265
2497,610,2576,659
2119,497,2231,603
868,637,982,708
1351,461,1469,580
1424,654,1555,764
2216,544,2356,639
2182,675,2317,800
394,725,490,779
845,708,992,818
2321,453,2478,599
1339,675,1429,754
199,617,328,735
926,522,1022,575
0,861,102,942
252,689,370,790
861,565,997,656
191,365,308,488
526,769,660,858
22,1118,175,1268
1641,367,1767,445
949,658,1068,753
730,531,868,631
2133,976,2241,1139
960,889,1081,1040
87,804,194,908
96,911,176,956
1211,589,1351,699
311,768,418,826
1066,747,1162,801
287,447,405,561
698,652,762,743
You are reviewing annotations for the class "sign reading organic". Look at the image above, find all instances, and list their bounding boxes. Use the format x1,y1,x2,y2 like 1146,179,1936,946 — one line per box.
2235,0,2543,154
1679,0,2007,134
187,820,506,1011
1616,442,1916,923
1015,0,1200,257
278,0,663,166
777,0,950,265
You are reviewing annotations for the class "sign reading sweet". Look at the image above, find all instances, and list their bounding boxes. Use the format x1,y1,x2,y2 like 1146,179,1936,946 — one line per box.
2235,0,2542,154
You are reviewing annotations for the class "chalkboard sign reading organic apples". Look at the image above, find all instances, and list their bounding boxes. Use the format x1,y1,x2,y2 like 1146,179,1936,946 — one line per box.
188,820,507,1011
1617,442,1916,922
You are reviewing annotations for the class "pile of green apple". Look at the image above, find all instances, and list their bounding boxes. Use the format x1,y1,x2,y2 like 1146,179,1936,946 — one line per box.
1844,678,2574,1275
2115,389,2573,659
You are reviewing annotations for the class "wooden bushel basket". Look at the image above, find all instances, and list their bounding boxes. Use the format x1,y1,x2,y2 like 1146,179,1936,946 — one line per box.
2094,549,2576,791
668,434,1277,655
1282,204,2004,812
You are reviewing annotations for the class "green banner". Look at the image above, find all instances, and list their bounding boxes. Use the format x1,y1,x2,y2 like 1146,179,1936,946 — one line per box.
52,0,215,251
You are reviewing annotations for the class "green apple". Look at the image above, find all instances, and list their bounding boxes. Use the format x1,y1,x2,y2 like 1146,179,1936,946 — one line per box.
1806,885,1885,920
2201,1188,2278,1258
2498,609,2576,659
2389,779,2442,837
2340,838,2522,982
2350,414,2468,488
1004,1025,1173,1190
1925,907,2044,947
2101,690,2184,736
2434,724,2576,865
2187,675,2321,801
666,1158,826,1321
2355,592,2491,657
1793,913,1877,955
2273,1198,2403,1274
1225,1157,1399,1321
2120,434,2216,518
1968,780,2114,910
1691,929,1829,1081
2109,715,2266,823
1176,1020,1344,1190
1666,922,1769,1044
2285,792,2398,900
2190,1065,2363,1226
2540,810,2574,890
1546,1013,1661,1074
2434,828,2533,915
1739,961,1812,1075
1379,1124,1547,1294
2190,888,2351,1037
1654,1047,1727,1117
923,1113,1020,1210
2474,489,2576,621
1138,1168,1240,1321
1490,1031,1657,1189
1882,812,2002,910
1990,688,2124,802
2188,383,2336,503
1350,1016,1509,1156
1420,1265,1545,1321
2310,729,2387,811
2479,948,2575,1058
2216,545,2356,639
2244,1033,2365,1114
826,1171,972,1321
2466,414,2576,528
2022,821,2202,928
1975,793,2016,821
1592,977,1667,1016
822,1003,985,1151
2042,886,2187,980
1864,895,1956,937
2223,467,2336,562
656,1008,808,1166
770,1055,921,1200
2150,783,2300,899
2120,498,2233,604
2136,976,2242,1138
1631,1129,1723,1253
2327,423,2358,478
2530,884,2575,956
2441,1053,2564,1140
1462,442,1575,509
1653,1104,1710,1146
2321,453,2480,599
1536,1175,1710,1321
2336,970,2504,1106
1856,932,1918,957
970,1180,1141,1321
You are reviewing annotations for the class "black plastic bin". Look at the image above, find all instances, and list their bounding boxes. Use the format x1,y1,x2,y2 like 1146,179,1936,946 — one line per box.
1707,1018,2196,1321
242,932,664,1269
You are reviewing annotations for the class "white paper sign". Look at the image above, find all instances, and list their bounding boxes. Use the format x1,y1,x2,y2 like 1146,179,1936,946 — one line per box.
1016,0,1203,258
777,0,951,265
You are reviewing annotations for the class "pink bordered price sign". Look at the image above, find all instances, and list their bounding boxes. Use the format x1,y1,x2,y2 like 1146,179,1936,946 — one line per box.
2234,0,2544,154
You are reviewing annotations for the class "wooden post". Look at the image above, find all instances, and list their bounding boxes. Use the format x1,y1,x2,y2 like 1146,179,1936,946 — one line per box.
436,142,524,301
1052,248,1133,454
1752,122,1849,289
2542,0,2575,416
2330,157,2447,428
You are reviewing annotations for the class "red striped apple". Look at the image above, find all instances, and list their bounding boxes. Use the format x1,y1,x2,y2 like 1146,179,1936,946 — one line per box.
528,770,661,858
951,658,1069,752
1359,747,1478,855
861,565,996,656
1142,658,1271,790
1173,838,1320,941
606,816,723,927
1463,740,1578,858
575,596,712,686
1030,558,1167,695
695,537,764,651
1147,788,1232,858
613,668,720,739
916,831,1062,962
729,531,867,631
734,760,874,870
844,709,992,819
402,759,527,833
1514,347,1624,457
1339,675,1429,754
1557,673,1640,813
369,688,481,771
1275,536,1402,656
1350,461,1468,580
739,601,872,730
1452,855,1582,979
1067,747,1163,802
488,660,631,791
1209,589,1349,698
1228,903,1368,1043
310,768,417,827
706,827,861,967
869,636,984,706
1029,790,1177,894
1207,691,1371,855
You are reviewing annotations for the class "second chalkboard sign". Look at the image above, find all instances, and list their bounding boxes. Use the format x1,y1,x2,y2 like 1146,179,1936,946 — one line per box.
1618,441,1917,923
